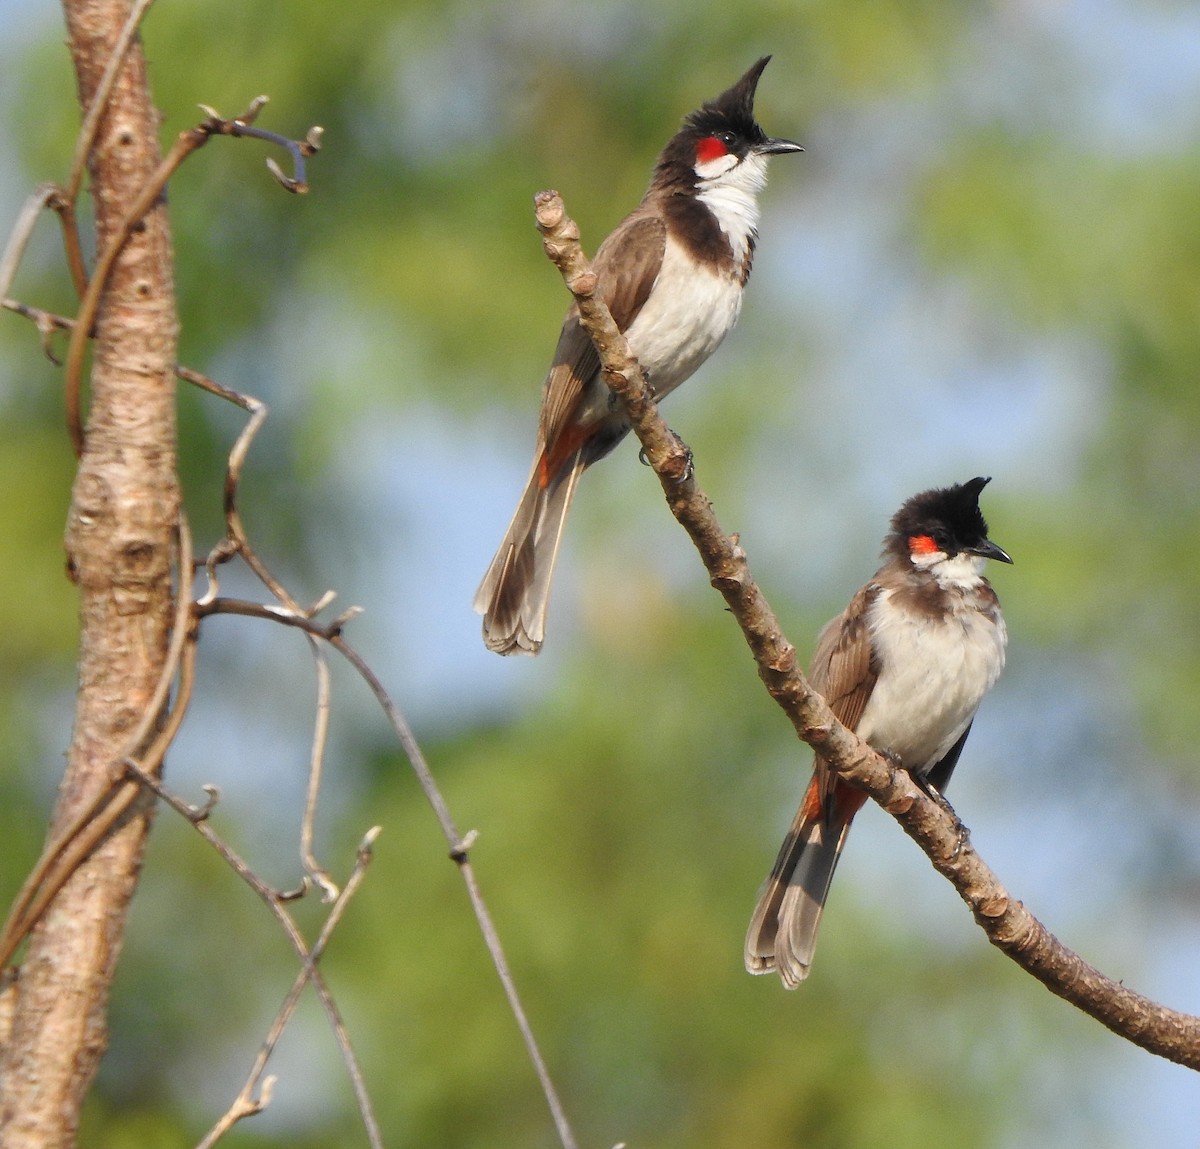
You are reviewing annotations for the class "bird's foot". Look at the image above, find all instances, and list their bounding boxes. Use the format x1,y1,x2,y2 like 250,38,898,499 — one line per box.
639,428,693,483
911,770,955,814
910,769,970,856
663,427,693,482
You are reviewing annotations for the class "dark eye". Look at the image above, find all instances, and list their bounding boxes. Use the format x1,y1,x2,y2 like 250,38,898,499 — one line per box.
718,131,736,146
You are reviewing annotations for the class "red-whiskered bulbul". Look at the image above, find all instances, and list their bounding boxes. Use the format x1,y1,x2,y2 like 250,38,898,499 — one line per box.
474,57,802,655
745,476,1012,987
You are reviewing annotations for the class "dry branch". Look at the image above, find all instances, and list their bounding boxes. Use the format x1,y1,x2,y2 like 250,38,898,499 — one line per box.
532,188,1200,1072
191,594,583,1149
122,761,383,1149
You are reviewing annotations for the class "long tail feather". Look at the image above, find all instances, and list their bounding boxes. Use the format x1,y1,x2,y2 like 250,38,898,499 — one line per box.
473,450,585,655
745,777,860,987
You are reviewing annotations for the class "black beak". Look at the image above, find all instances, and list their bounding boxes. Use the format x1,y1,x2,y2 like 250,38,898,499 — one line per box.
969,539,1013,565
755,137,804,156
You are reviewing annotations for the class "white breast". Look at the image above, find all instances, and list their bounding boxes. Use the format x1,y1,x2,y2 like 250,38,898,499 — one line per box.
855,589,1007,773
622,235,745,400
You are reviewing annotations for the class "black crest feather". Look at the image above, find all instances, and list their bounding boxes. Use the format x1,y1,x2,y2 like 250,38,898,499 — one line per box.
885,476,994,559
682,56,772,146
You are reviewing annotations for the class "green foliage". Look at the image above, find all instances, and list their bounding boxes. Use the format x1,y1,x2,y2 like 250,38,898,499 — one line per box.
917,129,1200,759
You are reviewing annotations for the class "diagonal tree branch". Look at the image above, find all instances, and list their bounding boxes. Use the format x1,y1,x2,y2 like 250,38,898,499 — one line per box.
531,188,1200,1073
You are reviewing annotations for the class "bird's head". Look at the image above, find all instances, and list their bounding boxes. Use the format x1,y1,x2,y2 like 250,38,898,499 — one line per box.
657,57,803,193
886,476,1013,584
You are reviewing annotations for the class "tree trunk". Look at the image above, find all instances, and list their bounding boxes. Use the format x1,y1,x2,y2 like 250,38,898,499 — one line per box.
0,1,179,1144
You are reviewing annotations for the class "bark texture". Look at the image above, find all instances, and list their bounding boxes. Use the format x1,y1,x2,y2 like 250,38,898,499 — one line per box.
0,2,179,1144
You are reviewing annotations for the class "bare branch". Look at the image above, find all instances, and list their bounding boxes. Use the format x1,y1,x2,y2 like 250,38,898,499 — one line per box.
0,185,62,302
300,636,339,901
0,7,184,1137
325,633,583,1149
191,595,583,1148
197,96,323,193
533,188,1200,1072
124,762,384,1149
0,297,74,363
184,365,579,1145
192,828,381,1149
178,365,318,612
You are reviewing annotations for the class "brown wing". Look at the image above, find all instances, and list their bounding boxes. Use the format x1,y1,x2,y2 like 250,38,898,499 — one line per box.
807,582,881,814
537,318,599,454
537,213,666,452
593,212,667,330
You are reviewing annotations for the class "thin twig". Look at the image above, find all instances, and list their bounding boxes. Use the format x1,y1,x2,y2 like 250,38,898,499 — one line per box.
175,364,302,611
196,96,323,194
334,631,580,1149
193,596,583,1149
182,367,572,1142
124,761,384,1149
532,188,1200,1073
299,829,384,1147
194,829,381,1149
0,185,62,302
301,635,339,900
0,297,74,363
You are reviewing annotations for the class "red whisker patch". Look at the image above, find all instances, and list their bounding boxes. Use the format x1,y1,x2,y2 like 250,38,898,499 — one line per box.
908,534,939,555
695,135,730,164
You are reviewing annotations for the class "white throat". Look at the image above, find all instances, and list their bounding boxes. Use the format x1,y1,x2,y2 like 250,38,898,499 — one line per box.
695,151,768,265
911,550,989,589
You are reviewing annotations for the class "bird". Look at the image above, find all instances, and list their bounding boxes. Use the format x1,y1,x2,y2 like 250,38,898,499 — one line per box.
745,476,1012,987
474,56,802,655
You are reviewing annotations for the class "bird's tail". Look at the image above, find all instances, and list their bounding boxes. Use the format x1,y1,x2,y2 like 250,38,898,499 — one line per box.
473,449,585,656
744,774,865,987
